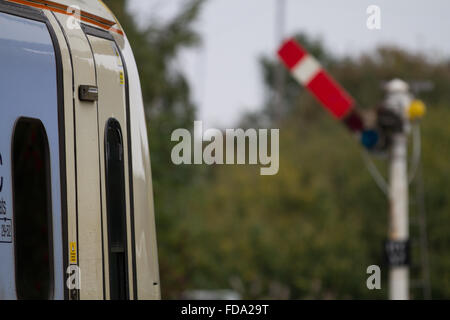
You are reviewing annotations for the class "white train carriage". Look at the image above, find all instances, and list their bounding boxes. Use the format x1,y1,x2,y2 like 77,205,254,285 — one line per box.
0,0,160,300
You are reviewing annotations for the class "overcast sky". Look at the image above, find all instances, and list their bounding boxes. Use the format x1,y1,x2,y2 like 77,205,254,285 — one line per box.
128,0,450,128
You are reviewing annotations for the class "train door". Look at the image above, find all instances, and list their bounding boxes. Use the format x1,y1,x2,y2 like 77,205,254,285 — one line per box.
0,7,65,299
68,23,135,300
48,12,135,300
82,25,136,300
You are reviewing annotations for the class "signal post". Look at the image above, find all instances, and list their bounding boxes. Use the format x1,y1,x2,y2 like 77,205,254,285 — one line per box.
383,79,412,300
278,39,426,300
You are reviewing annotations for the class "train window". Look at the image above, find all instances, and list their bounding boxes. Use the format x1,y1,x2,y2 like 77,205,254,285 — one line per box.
12,119,53,300
104,118,129,300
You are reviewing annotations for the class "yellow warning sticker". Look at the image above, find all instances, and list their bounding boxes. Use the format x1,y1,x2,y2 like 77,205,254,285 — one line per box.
70,242,77,264
119,71,125,85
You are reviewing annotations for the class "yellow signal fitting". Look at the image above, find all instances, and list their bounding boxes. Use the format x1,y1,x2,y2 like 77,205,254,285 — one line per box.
408,99,426,120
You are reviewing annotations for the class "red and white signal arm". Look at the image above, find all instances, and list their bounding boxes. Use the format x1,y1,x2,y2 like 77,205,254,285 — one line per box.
278,39,355,119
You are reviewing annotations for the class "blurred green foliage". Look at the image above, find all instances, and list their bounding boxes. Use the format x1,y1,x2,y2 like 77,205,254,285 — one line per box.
105,0,450,299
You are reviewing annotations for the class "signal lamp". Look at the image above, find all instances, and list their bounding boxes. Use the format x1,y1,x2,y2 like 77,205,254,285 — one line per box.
361,129,379,150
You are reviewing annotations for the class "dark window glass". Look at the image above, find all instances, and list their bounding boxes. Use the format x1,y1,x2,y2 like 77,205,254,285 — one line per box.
104,118,129,300
12,119,53,300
